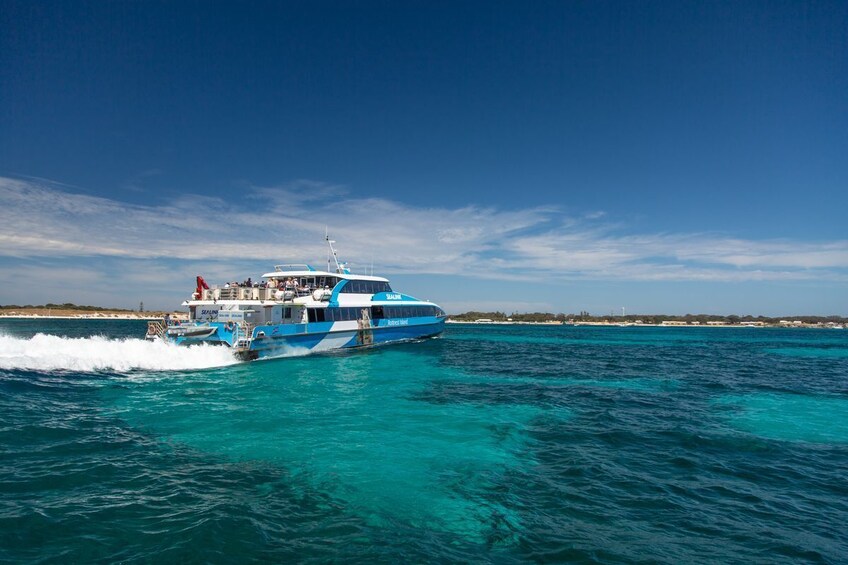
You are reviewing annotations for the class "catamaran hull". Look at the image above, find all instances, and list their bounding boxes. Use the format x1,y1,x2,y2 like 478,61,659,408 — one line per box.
170,319,445,361
160,239,448,360
246,320,444,359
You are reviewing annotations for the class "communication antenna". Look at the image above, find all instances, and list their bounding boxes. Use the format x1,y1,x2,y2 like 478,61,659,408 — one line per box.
325,230,344,273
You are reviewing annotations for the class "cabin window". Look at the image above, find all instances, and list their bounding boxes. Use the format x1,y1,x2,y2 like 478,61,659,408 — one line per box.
325,307,361,321
339,280,393,294
378,305,442,318
317,276,339,289
307,308,327,323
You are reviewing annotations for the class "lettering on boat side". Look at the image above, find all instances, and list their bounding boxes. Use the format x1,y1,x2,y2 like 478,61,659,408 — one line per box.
385,293,402,300
387,319,409,326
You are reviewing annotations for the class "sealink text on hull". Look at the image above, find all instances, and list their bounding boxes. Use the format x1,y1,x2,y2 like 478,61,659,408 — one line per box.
146,237,446,360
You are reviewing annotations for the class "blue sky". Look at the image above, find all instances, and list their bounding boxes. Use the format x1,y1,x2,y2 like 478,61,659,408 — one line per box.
1,1,846,315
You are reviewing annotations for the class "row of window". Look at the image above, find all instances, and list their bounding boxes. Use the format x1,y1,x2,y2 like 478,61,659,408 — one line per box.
339,280,393,294
306,305,445,323
309,307,367,323
374,305,446,319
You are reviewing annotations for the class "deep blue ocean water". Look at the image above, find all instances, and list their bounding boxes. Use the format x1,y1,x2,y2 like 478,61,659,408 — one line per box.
1,319,847,563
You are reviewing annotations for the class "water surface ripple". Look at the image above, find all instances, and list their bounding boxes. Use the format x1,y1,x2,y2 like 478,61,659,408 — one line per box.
1,319,847,562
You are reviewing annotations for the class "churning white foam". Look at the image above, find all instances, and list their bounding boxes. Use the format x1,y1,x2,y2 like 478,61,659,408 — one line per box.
0,333,239,373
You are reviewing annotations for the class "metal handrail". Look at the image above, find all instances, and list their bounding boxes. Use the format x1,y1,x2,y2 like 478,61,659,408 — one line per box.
232,321,254,350
273,264,314,272
146,320,166,339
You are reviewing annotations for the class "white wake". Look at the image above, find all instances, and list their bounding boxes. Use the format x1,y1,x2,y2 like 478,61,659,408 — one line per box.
0,333,239,373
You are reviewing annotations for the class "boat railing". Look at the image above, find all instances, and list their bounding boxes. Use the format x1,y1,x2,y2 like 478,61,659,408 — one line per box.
201,287,277,301
273,264,314,272
196,278,339,303
232,322,254,350
146,320,166,340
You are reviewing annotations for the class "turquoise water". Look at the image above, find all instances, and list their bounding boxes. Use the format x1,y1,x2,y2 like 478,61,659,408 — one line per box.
1,320,847,561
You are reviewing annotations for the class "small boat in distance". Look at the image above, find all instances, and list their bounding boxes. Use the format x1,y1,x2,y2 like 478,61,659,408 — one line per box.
146,236,447,360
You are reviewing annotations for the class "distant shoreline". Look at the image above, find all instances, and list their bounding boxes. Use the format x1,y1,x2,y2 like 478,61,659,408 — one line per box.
0,314,165,320
446,320,845,329
0,311,843,329
0,308,183,320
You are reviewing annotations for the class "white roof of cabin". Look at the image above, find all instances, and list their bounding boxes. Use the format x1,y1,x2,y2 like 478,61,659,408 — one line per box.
260,269,388,282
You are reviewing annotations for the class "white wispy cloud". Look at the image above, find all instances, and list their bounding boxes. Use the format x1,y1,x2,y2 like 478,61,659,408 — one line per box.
1,176,846,286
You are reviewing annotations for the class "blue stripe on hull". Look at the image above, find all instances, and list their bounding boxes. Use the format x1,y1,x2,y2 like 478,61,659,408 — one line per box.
368,322,444,344
249,319,445,360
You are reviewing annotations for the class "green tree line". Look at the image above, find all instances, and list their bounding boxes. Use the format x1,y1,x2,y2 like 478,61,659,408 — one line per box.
449,311,848,324
0,303,135,312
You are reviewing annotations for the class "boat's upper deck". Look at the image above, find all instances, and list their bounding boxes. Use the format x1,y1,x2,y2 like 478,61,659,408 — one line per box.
188,237,441,306
191,270,394,303
184,236,445,323
261,264,388,283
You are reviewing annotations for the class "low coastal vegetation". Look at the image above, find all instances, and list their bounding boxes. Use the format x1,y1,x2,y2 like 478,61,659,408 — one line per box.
0,303,169,318
450,311,848,328
2,303,135,312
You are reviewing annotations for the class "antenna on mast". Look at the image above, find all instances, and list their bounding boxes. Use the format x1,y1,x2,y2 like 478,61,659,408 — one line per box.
325,227,331,272
325,230,346,274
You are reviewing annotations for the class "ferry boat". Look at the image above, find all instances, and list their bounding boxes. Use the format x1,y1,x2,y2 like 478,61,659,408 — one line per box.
146,237,447,360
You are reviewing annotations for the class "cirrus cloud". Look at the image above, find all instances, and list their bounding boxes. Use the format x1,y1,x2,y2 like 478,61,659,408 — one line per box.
0,176,846,286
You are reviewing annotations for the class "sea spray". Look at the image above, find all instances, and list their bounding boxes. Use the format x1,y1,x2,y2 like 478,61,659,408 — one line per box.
0,333,239,372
